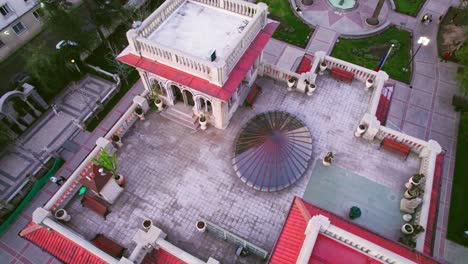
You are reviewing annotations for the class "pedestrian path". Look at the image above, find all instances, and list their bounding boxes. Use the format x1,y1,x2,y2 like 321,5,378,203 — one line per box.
306,26,338,55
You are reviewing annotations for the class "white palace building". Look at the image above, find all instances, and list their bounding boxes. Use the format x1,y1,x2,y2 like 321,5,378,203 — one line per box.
117,0,273,129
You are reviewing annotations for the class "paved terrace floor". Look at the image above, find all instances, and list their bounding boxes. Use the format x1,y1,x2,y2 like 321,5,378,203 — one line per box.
65,74,419,263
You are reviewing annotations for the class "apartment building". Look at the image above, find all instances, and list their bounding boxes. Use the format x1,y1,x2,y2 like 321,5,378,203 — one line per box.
0,0,43,61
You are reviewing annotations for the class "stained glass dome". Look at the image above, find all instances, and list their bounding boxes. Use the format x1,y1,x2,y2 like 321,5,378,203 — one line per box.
232,111,313,192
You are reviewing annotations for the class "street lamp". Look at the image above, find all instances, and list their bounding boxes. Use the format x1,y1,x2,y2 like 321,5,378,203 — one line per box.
70,59,81,73
403,36,430,72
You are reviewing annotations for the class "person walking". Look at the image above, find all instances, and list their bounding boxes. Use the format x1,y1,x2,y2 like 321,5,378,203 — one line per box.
437,15,443,24
50,176,67,186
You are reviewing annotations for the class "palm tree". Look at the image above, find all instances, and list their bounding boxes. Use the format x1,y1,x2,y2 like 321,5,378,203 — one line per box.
366,0,385,26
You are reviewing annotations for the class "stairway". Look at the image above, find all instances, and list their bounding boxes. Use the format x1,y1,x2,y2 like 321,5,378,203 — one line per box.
160,104,200,131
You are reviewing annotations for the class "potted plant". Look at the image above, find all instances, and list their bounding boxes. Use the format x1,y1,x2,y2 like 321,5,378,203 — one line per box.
322,152,334,166
287,77,297,91
196,220,206,232
319,62,327,73
354,124,367,137
114,174,125,186
401,223,414,235
199,114,207,130
111,134,123,148
92,148,119,177
365,78,374,90
149,89,163,111
398,235,416,248
55,209,71,222
404,186,420,199
135,107,144,120
410,174,424,186
413,225,425,234
142,219,152,231
349,206,362,220
306,83,316,96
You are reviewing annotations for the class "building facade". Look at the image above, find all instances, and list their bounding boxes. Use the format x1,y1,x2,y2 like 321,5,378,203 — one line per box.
0,0,43,61
118,0,272,129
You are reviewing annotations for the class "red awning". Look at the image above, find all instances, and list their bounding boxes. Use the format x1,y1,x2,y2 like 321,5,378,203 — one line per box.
117,22,278,101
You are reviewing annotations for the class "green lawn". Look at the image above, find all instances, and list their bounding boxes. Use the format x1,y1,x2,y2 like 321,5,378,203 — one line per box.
331,27,412,83
447,113,468,247
259,0,312,48
437,7,468,63
393,0,426,17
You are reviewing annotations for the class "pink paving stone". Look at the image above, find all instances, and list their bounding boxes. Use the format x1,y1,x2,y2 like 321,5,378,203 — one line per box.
328,11,342,26
346,11,364,28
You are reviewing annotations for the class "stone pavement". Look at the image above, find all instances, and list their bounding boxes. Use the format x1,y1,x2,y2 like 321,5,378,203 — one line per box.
63,75,419,264
0,80,145,264
306,26,338,55
298,0,391,36
0,75,115,201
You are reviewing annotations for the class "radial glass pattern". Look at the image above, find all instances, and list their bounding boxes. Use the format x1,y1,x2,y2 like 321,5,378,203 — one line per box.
232,111,313,192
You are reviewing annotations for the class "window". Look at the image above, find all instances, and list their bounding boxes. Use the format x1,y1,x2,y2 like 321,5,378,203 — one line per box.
0,4,12,16
33,9,44,20
12,22,26,35
0,39,4,48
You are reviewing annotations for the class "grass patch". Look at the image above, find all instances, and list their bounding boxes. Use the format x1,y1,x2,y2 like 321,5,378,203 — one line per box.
437,7,468,63
259,0,312,48
393,0,426,17
331,27,412,83
447,112,468,247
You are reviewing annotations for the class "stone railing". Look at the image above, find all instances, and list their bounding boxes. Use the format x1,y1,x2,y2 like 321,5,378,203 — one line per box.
194,0,259,17
321,56,377,83
261,63,301,83
375,126,427,154
138,0,186,38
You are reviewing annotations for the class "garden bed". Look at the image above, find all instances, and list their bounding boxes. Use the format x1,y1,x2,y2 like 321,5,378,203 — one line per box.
393,0,426,17
437,7,468,63
259,0,313,48
331,27,412,83
447,113,468,247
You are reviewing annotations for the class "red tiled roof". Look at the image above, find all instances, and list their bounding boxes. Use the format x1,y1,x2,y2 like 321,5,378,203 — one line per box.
117,22,277,101
295,55,313,74
142,248,187,264
424,153,445,255
22,223,107,264
269,197,439,264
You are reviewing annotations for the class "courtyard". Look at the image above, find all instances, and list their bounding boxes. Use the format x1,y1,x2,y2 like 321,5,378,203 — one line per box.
64,73,419,263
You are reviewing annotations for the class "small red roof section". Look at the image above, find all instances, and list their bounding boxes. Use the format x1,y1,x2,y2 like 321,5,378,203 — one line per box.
142,248,186,264
295,54,313,74
269,197,439,264
117,22,278,101
22,223,107,264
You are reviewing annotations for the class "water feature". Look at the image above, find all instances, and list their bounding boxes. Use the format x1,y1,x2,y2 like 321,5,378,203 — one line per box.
328,0,357,10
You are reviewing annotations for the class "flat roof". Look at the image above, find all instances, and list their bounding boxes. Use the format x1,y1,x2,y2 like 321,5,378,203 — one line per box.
148,1,251,60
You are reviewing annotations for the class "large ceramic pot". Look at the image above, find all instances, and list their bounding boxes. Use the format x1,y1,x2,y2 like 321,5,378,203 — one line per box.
135,107,145,120
155,99,163,111
55,209,71,222
196,220,206,232
112,134,123,148
142,219,152,231
306,83,316,96
401,224,414,235
354,124,367,137
287,77,297,91
199,116,207,130
319,62,327,72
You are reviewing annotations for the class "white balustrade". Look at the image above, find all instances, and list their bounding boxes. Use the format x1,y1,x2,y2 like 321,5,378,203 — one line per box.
262,63,301,83
322,56,377,83
139,0,186,38
376,126,427,154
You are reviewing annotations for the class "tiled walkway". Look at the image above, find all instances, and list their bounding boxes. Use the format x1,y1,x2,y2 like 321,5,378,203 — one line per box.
0,81,145,264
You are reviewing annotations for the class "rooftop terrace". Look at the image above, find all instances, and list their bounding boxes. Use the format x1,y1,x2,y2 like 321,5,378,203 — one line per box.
148,1,251,60
63,74,420,263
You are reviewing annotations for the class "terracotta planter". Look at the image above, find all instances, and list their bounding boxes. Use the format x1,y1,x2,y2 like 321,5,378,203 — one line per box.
306,83,316,96
365,79,374,90
55,209,71,222
196,220,206,232
142,219,152,231
135,108,145,120
401,224,414,235
112,135,123,148
354,124,367,137
114,174,125,186
287,78,296,90
155,99,163,111
199,116,207,130
319,62,327,72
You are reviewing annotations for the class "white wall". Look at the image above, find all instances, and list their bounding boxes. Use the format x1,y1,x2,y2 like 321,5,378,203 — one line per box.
0,0,38,30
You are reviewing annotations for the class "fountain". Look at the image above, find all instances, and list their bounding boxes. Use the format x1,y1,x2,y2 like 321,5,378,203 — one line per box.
328,0,357,11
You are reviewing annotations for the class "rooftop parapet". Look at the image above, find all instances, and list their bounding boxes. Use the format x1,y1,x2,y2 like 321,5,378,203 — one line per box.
125,0,268,86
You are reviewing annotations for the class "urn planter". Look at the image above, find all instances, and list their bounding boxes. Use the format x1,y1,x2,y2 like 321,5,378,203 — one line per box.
354,124,367,137
306,83,316,96
55,209,71,222
401,224,414,235
114,174,125,186
142,219,152,231
319,62,327,74
155,99,163,111
365,79,374,90
199,115,207,130
287,77,297,91
112,135,123,148
196,220,206,232
135,107,145,120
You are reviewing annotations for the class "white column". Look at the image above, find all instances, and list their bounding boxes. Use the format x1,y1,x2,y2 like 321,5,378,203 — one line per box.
296,215,330,264
24,98,41,116
6,113,26,131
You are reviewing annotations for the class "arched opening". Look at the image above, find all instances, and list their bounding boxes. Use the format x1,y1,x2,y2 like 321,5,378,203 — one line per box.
183,90,195,106
198,97,212,114
150,79,166,96
171,85,184,103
